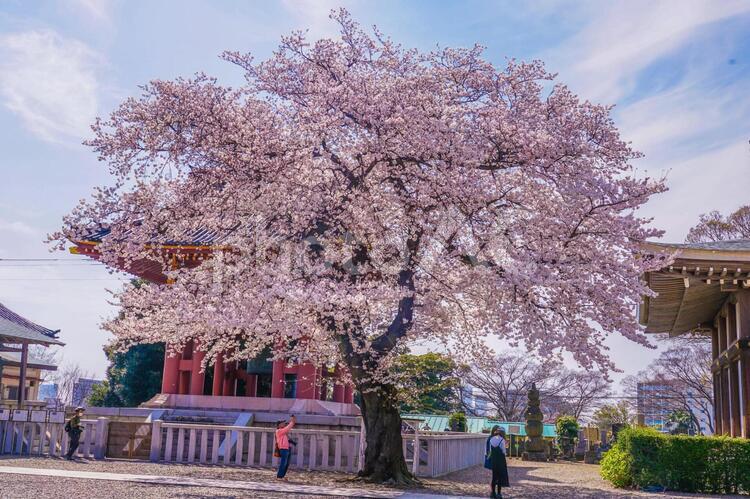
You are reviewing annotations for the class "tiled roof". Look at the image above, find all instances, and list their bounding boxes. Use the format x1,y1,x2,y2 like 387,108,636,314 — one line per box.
649,239,750,252
0,302,63,345
402,413,557,437
80,225,236,246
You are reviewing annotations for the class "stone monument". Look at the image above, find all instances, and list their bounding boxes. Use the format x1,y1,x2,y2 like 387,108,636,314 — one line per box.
522,383,548,461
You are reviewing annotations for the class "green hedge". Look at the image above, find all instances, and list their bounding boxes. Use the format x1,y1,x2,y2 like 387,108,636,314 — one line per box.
601,426,750,494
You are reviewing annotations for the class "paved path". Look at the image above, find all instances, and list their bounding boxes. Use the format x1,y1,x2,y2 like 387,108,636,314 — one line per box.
0,466,484,499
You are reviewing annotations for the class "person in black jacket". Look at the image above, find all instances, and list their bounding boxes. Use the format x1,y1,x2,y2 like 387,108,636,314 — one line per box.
487,426,510,498
64,407,85,460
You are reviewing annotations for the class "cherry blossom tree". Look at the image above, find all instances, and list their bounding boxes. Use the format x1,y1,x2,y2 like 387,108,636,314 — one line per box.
53,10,666,483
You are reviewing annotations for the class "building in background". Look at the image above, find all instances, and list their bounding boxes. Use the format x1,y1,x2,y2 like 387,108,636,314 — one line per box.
0,302,63,406
38,383,60,409
461,385,491,416
636,381,672,432
72,378,104,407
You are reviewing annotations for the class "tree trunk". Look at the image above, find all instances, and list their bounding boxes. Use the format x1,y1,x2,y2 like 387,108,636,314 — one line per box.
357,383,418,485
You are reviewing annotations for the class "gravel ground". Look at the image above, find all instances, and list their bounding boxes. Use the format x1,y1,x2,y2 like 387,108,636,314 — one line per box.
0,456,737,498
0,473,330,499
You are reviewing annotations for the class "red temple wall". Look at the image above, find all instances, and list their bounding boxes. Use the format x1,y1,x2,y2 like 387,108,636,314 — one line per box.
161,340,353,404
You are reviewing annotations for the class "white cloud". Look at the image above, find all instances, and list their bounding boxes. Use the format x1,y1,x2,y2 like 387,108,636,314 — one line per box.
0,218,37,236
639,140,750,241
547,0,750,103
618,79,750,158
0,30,103,144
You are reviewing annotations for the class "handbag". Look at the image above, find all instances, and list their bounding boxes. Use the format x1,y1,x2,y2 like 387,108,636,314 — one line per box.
484,437,492,469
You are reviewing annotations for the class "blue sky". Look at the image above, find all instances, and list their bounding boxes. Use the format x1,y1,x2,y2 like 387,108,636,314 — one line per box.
0,0,749,384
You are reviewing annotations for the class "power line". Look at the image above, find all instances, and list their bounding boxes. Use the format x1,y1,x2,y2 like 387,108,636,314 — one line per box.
0,258,91,262
0,264,103,267
0,278,128,281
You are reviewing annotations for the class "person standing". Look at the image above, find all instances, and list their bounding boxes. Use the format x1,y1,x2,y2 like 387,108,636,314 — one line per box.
487,426,510,498
275,415,296,479
64,407,85,460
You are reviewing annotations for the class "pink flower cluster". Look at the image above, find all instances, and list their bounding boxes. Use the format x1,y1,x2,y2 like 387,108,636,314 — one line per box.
53,9,667,383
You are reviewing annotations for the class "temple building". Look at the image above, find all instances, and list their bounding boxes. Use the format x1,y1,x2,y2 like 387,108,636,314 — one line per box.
640,240,750,438
70,229,355,412
0,302,63,407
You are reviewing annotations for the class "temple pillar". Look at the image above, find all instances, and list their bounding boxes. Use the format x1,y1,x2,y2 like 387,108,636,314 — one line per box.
190,342,206,396
223,361,236,396
333,384,345,403
722,367,731,435
713,371,722,435
212,354,225,396
332,366,345,402
728,302,738,345
161,345,181,394
17,342,28,405
271,359,285,398
719,314,728,355
729,359,742,437
736,290,750,338
740,351,750,438
296,362,320,400
178,371,190,395
344,384,354,404
711,327,719,360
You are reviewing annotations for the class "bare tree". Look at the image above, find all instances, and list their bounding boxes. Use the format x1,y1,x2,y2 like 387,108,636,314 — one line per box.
546,369,612,421
620,336,714,434
50,363,93,408
464,352,560,421
651,340,714,434
464,352,613,422
686,205,750,243
28,345,61,384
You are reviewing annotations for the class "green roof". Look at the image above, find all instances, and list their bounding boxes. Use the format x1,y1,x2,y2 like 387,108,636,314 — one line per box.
402,413,557,438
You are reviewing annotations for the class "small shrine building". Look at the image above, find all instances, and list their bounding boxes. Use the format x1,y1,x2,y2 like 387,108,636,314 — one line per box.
70,229,355,412
0,302,63,407
640,240,750,438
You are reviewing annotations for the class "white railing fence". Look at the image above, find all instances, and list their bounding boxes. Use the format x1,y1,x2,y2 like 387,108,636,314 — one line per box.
0,415,109,459
403,430,487,477
149,420,485,477
149,421,361,471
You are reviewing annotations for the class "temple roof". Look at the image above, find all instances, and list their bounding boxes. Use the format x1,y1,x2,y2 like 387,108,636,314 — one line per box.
640,240,750,336
70,225,237,284
0,302,64,346
647,239,750,252
78,225,235,247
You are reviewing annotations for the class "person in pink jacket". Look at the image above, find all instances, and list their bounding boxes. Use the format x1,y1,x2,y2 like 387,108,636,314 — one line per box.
275,415,296,479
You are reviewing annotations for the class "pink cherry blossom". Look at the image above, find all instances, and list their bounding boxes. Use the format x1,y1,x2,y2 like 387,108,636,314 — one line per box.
53,10,666,482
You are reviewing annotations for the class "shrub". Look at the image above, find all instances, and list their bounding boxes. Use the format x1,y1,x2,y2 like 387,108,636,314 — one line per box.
600,444,632,488
448,412,467,432
555,415,579,458
600,426,750,494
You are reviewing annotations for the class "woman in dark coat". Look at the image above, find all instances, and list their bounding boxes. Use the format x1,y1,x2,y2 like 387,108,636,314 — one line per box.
486,426,510,498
